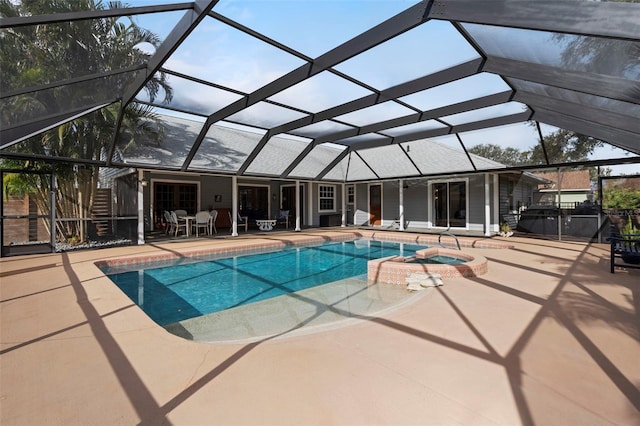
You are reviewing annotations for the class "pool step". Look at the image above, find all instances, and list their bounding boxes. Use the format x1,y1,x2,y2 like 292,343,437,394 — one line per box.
406,272,443,291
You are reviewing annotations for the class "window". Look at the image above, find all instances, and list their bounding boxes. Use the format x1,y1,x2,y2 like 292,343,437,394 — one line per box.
347,185,355,204
319,185,335,212
432,180,467,228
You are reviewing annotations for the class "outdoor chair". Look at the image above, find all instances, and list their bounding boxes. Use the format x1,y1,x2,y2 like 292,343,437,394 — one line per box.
163,210,174,235
192,211,211,237
228,211,249,232
169,211,187,237
209,210,218,234
277,210,290,229
174,209,187,218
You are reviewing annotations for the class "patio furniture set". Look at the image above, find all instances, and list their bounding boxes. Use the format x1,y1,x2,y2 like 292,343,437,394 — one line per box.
163,209,291,236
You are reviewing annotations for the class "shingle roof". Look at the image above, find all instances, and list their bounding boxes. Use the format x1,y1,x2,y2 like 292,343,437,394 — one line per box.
535,170,592,190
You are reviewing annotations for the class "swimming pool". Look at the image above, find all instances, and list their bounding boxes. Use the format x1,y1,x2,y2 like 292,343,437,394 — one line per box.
103,239,428,326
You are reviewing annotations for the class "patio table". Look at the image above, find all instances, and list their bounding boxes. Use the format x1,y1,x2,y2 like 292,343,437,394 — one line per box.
256,219,277,231
183,215,196,237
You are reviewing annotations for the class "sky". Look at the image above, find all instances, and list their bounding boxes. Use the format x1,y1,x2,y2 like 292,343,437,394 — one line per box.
122,0,637,176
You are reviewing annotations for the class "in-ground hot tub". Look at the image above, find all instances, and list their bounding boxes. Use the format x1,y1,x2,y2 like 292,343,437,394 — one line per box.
367,247,488,285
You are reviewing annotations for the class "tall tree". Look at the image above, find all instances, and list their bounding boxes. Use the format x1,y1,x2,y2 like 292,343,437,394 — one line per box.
527,129,603,164
468,128,604,167
466,143,528,166
1,0,171,243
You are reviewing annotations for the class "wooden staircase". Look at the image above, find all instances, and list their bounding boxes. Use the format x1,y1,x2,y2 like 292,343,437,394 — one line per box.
92,188,112,237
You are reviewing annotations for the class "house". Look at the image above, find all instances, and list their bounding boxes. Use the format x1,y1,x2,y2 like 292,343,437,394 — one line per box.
107,115,549,239
533,170,593,207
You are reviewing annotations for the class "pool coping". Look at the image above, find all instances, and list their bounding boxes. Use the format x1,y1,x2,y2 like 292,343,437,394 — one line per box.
94,230,511,271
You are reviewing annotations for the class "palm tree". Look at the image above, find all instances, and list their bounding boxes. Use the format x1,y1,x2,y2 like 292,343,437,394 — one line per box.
1,0,172,243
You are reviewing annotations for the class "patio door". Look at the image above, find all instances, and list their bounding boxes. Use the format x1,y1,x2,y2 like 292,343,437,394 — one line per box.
239,185,269,220
153,182,197,228
281,185,304,225
432,180,467,228
369,184,382,226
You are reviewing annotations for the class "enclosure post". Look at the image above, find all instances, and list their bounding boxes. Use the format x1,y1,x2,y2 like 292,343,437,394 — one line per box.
557,168,562,241
50,172,56,252
78,191,84,243
0,171,3,256
493,174,500,234
137,169,145,245
399,179,405,231
597,167,603,243
307,183,313,227
341,183,347,227
295,180,301,231
231,176,238,237
484,174,491,236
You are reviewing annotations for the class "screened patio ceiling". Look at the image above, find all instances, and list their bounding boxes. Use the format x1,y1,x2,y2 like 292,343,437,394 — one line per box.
1,0,639,182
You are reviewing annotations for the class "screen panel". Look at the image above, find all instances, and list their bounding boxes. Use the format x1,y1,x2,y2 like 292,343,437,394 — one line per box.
112,108,205,168
357,145,418,178
245,134,310,176
334,20,480,90
189,122,267,173
289,143,346,179
163,15,305,93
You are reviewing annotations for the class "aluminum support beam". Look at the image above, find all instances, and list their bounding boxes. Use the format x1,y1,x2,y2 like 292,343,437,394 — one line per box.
0,3,192,29
347,110,531,150
317,90,512,145
484,57,640,105
533,109,640,155
514,91,640,136
1,102,113,150
182,1,432,171
121,0,219,105
315,149,351,181
428,0,640,41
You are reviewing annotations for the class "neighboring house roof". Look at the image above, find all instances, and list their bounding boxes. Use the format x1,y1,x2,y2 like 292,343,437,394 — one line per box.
534,170,592,191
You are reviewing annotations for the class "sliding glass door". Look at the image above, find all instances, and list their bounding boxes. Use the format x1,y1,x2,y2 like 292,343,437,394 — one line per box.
432,180,467,228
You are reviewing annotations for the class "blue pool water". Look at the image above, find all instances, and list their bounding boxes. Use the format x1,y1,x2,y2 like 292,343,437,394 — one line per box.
416,255,465,265
104,239,428,325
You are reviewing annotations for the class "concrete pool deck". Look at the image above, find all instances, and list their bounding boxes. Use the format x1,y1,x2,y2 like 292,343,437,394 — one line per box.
1,229,638,425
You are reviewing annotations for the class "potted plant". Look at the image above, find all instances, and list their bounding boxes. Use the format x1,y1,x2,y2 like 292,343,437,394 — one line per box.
499,222,513,237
